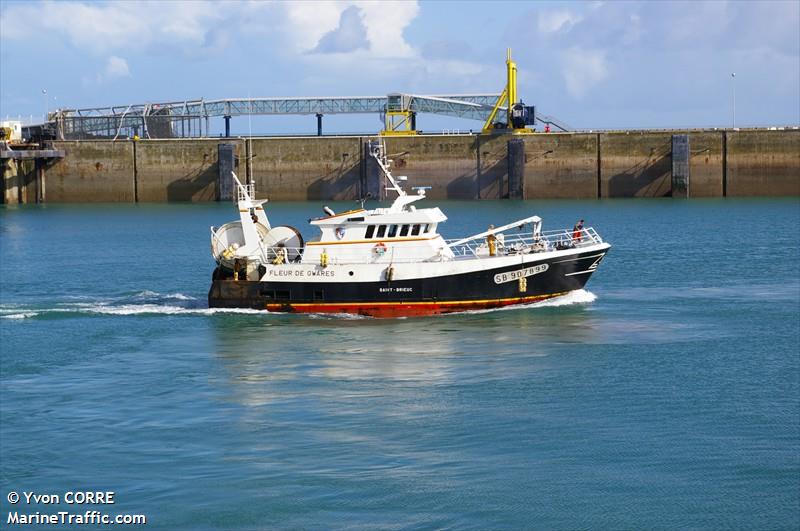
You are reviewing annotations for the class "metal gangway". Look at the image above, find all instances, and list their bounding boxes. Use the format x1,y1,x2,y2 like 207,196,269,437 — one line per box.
50,94,501,140
49,93,575,140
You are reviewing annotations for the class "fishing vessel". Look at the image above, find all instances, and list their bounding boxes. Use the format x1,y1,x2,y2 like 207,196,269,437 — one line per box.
208,141,610,317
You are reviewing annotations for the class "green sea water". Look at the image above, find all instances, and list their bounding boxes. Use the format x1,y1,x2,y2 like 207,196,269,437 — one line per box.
1,198,798,529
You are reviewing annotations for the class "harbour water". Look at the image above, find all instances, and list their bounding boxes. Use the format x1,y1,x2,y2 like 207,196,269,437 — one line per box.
1,198,798,529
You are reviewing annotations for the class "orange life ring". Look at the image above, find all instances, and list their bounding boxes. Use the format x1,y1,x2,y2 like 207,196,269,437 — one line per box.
373,242,387,256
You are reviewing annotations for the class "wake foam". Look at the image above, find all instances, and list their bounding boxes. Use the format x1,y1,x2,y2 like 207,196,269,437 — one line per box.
0,290,263,320
459,289,597,316
1,312,39,320
533,289,596,307
1,290,598,321
130,290,197,301
76,304,262,316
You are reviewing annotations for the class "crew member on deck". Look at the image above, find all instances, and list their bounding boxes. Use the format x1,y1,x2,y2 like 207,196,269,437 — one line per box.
487,225,497,256
572,219,584,243
273,243,288,265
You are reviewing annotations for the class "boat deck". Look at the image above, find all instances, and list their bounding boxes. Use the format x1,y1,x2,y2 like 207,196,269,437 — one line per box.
446,227,603,260
211,226,604,267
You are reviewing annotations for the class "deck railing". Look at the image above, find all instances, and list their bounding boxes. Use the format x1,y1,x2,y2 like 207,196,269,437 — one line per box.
213,227,603,266
446,227,602,259
237,183,256,202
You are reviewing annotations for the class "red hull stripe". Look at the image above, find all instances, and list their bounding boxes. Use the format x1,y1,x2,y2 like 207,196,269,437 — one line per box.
263,291,569,317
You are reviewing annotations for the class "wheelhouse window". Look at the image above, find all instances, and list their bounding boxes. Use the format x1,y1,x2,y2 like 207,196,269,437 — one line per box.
388,224,398,238
422,223,430,233
411,224,421,236
365,225,376,239
376,225,387,238
399,224,410,237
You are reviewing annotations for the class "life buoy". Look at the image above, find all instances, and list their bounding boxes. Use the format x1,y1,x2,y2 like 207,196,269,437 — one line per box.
335,227,346,239
373,242,387,256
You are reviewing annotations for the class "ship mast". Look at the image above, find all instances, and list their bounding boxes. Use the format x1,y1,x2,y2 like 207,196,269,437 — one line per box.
369,140,407,197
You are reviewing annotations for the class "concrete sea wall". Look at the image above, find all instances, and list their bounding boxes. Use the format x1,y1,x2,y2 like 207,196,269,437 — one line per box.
2,129,797,203
727,130,799,196
248,137,362,201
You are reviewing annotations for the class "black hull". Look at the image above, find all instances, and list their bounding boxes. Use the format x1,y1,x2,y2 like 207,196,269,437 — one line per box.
209,249,607,317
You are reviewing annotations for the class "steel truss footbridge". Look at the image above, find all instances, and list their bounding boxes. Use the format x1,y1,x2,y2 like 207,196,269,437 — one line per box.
50,93,537,139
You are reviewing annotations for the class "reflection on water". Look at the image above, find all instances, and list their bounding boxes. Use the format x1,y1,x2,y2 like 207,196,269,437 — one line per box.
203,280,734,415
207,289,693,411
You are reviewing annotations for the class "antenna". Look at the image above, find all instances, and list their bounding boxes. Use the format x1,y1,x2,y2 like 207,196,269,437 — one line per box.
369,139,406,197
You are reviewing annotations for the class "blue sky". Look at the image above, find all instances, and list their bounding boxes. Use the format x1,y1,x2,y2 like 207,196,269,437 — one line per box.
1,0,798,135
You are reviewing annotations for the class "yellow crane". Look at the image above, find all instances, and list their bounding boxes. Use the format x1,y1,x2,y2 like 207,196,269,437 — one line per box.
482,48,535,134
379,48,536,136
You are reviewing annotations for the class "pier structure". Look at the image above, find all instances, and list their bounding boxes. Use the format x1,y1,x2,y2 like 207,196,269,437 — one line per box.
1,127,795,205
4,49,796,204
0,143,64,204
43,49,568,141
47,94,515,140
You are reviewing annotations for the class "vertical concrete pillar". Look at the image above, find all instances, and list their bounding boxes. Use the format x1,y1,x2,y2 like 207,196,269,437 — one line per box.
671,134,690,198
224,116,231,138
507,138,525,199
218,143,235,201
132,140,139,202
362,139,382,200
10,159,20,204
31,159,40,203
316,114,323,136
722,131,728,197
596,133,602,198
35,158,46,203
245,138,253,184
18,159,31,204
1,158,18,204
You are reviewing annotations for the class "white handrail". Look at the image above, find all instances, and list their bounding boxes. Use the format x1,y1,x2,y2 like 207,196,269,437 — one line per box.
213,227,602,266
447,215,542,248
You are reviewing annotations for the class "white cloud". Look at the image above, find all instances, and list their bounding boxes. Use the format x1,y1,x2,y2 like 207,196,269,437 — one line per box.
561,47,608,99
623,14,642,45
538,9,581,34
1,0,421,61
275,1,429,88
662,1,731,45
283,1,348,52
356,1,418,58
83,55,132,85
1,0,222,54
103,56,131,80
284,0,419,58
311,6,369,54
